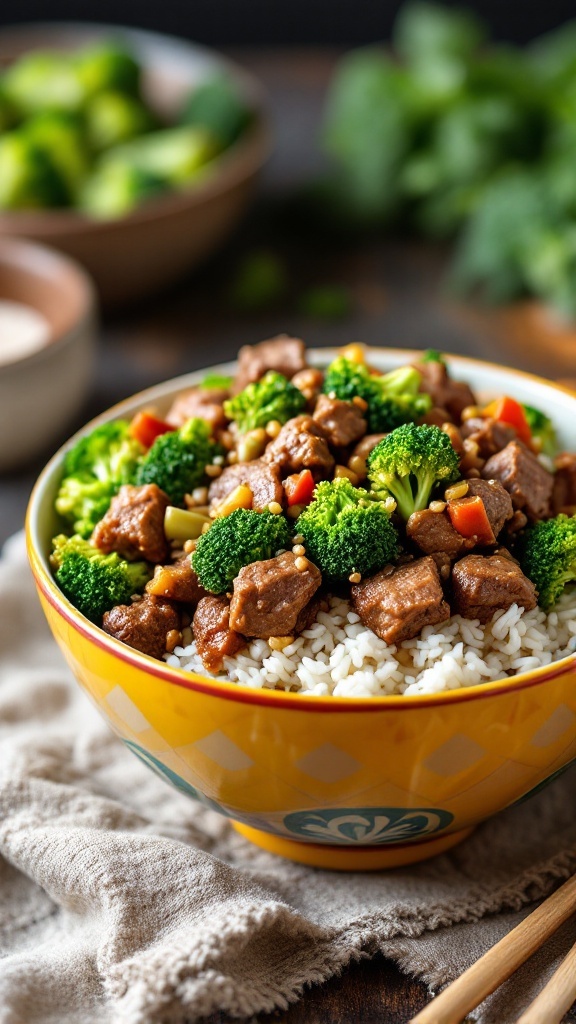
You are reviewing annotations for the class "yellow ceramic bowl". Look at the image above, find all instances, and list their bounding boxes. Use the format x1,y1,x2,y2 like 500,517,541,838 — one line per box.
26,350,576,871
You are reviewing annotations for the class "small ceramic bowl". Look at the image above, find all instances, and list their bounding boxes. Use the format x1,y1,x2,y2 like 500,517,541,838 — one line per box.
0,236,96,472
0,24,269,306
26,350,576,871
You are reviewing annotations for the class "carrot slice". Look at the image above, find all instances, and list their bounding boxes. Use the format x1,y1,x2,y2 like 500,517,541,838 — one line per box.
448,496,495,545
130,411,174,448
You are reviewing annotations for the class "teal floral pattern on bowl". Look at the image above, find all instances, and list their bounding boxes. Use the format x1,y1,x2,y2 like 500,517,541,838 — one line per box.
282,807,454,845
122,739,226,815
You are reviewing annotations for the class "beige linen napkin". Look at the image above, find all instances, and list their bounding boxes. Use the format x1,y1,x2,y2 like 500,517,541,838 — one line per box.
1,532,576,1024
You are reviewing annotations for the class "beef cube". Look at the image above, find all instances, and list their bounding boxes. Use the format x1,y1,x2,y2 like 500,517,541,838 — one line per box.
91,484,170,564
413,360,476,422
229,551,322,638
452,554,537,623
193,595,246,673
103,595,180,659
207,459,283,512
553,453,576,514
482,441,554,521
291,367,325,406
461,417,517,459
233,335,306,393
294,593,329,634
406,508,474,559
351,556,450,644
263,415,334,480
465,478,514,537
166,386,229,431
147,557,207,604
312,394,367,448
422,406,452,428
351,433,387,462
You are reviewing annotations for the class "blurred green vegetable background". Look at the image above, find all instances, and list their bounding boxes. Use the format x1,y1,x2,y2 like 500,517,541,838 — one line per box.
316,1,576,319
0,40,253,218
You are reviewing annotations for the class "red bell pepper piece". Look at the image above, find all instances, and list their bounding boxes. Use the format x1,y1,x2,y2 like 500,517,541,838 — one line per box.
283,469,315,507
483,395,532,445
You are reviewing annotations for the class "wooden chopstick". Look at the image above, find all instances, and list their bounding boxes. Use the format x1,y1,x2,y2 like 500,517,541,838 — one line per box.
515,938,576,1024
409,873,576,1024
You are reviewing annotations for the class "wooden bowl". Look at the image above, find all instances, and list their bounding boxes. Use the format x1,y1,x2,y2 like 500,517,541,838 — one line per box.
0,24,270,307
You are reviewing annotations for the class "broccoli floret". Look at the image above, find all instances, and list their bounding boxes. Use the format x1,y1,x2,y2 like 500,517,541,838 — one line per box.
192,509,291,593
56,421,144,538
322,356,431,432
135,417,219,507
523,404,558,458
519,514,576,612
79,160,166,218
200,373,234,390
367,422,460,520
223,371,306,434
420,348,446,365
297,477,399,583
51,534,150,623
74,43,141,98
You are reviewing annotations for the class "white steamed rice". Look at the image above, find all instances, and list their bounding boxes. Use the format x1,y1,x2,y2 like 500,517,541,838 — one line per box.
165,589,576,697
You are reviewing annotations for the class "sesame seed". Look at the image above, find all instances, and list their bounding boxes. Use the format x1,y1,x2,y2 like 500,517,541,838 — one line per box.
295,556,309,572
292,544,306,556
349,572,361,584
268,501,283,515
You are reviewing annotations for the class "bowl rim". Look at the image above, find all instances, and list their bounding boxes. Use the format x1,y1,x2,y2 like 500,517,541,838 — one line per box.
0,235,97,372
26,347,576,713
0,21,271,234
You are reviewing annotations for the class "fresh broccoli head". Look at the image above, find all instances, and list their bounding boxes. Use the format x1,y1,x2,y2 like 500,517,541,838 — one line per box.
296,477,399,583
523,404,558,458
56,421,144,538
322,356,431,432
51,534,150,623
135,417,219,506
192,509,291,593
520,514,576,611
223,371,306,434
367,422,460,519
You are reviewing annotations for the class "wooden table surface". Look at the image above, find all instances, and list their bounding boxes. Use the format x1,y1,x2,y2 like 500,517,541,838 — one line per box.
3,49,576,1024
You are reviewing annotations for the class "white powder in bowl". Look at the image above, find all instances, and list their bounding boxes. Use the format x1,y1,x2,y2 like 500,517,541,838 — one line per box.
0,301,51,366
